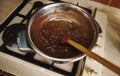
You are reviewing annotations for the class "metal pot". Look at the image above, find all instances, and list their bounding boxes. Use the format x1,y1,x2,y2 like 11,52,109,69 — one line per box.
27,3,100,63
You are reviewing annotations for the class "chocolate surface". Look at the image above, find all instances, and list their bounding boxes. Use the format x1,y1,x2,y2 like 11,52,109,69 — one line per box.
30,12,95,58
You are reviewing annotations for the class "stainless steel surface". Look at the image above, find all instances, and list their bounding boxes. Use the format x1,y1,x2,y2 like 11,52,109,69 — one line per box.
27,3,99,62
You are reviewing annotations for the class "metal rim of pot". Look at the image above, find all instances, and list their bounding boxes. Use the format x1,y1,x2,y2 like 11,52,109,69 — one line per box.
27,3,99,62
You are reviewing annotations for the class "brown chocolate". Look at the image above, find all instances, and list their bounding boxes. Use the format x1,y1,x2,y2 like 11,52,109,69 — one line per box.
30,12,95,58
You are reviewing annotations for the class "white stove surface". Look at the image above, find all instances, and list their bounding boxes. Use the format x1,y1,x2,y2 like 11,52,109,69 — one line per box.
0,0,107,76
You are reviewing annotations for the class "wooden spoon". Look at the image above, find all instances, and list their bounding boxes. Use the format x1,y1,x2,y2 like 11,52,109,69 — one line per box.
62,37,120,75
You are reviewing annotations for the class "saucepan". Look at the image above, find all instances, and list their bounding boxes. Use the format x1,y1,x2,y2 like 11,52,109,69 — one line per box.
26,3,101,63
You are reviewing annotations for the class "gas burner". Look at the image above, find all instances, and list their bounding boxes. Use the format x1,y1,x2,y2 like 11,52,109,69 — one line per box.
2,24,26,47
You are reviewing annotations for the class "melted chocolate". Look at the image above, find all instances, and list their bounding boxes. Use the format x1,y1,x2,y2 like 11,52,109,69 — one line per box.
30,12,95,58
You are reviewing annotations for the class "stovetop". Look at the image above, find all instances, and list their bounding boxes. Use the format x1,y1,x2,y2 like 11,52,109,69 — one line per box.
0,0,107,76
0,0,91,76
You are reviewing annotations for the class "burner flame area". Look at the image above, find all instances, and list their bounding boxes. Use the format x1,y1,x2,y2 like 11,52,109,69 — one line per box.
2,24,26,47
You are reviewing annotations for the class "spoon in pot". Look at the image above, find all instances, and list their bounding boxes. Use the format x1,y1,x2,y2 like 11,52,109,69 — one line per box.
62,37,120,75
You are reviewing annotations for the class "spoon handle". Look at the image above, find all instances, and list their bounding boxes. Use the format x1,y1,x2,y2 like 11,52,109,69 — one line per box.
67,39,120,75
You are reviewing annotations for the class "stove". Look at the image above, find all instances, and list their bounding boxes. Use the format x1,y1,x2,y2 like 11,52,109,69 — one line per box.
0,0,107,76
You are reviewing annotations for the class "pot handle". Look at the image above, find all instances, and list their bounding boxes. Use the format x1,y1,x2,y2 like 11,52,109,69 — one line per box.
17,31,35,52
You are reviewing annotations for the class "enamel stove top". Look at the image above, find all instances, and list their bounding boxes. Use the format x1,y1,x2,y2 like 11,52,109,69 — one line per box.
0,0,107,76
